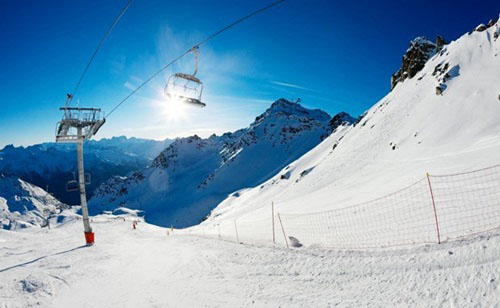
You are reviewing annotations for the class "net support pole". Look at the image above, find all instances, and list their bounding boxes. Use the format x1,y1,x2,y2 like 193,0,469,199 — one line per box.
234,219,240,243
277,213,289,249
426,172,441,244
272,202,275,244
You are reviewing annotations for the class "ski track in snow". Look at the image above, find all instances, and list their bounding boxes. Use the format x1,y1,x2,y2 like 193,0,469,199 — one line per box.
1,217,499,307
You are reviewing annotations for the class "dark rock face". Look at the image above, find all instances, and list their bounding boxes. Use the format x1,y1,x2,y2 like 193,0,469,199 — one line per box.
436,35,446,52
475,24,487,32
328,112,356,129
432,61,460,95
320,112,356,140
391,36,444,90
436,85,444,96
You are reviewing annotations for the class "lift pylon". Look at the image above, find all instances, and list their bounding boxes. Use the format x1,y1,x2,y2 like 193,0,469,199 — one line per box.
56,98,105,245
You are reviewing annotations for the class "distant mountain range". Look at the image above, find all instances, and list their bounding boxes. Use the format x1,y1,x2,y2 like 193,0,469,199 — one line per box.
0,137,172,204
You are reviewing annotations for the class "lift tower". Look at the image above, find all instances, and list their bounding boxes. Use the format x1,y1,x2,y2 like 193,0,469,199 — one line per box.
56,95,105,244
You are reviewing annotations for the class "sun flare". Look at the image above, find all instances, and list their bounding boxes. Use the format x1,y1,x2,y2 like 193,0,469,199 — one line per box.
149,87,189,121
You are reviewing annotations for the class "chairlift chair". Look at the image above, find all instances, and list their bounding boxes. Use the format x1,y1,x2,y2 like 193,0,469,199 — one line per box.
66,172,91,191
164,47,206,108
66,172,79,192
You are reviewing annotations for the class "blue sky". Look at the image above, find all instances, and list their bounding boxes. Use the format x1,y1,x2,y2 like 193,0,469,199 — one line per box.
1,0,499,148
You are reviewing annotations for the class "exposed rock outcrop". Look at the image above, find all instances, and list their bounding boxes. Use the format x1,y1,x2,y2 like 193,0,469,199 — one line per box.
321,112,356,140
391,36,446,90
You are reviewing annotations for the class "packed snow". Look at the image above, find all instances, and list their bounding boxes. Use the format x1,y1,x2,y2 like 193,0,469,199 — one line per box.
1,215,499,307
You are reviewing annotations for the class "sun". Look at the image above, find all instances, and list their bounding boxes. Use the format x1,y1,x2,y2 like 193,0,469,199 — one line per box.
150,86,189,121
162,95,189,120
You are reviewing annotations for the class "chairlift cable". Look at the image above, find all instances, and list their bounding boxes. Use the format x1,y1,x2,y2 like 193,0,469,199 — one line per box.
106,51,190,117
195,0,285,49
68,0,133,106
105,0,285,118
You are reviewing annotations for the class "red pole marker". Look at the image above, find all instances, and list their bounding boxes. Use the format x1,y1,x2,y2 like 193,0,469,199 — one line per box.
132,222,136,230
84,231,94,245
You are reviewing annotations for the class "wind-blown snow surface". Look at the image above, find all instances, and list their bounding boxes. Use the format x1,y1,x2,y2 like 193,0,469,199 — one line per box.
89,100,354,228
204,20,500,224
1,217,499,307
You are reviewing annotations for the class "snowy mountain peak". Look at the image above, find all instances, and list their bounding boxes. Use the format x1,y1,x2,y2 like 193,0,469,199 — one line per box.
328,112,356,129
255,98,331,123
391,35,443,90
408,36,436,50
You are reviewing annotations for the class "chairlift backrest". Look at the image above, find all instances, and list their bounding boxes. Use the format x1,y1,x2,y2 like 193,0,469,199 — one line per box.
164,47,206,108
66,172,79,192
66,180,79,192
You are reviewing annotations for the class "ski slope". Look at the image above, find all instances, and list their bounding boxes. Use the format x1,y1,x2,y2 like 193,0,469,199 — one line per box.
1,215,499,307
204,20,500,227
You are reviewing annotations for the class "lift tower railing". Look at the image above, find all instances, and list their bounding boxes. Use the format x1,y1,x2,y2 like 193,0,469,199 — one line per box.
56,103,105,245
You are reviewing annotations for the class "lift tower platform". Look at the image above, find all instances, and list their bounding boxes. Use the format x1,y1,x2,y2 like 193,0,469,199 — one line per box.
56,95,105,244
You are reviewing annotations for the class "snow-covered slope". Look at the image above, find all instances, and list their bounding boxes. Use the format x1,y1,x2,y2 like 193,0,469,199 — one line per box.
0,174,70,229
204,19,500,224
89,99,355,227
0,137,171,205
1,216,500,307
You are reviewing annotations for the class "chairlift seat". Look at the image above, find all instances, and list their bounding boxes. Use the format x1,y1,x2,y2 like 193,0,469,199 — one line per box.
163,47,206,108
174,73,201,83
66,180,79,192
165,93,206,108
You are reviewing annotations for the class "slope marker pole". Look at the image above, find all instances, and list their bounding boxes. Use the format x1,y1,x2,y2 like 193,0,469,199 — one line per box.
234,219,240,244
272,202,276,244
277,213,289,249
426,172,441,244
